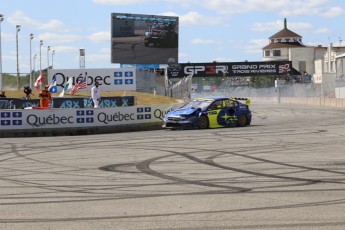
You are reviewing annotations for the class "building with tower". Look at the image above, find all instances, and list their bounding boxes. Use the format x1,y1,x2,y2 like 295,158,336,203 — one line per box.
262,18,345,97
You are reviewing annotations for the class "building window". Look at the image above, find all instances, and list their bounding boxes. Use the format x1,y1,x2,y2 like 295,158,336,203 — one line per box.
324,62,328,73
270,39,274,43
273,50,281,56
265,50,270,57
277,39,282,42
299,61,306,74
331,61,335,72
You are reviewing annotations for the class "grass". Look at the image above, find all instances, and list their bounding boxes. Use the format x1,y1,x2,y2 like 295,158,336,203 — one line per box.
2,90,179,105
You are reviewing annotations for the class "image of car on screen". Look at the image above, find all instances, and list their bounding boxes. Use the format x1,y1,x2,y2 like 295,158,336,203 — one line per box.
144,23,178,48
162,97,252,130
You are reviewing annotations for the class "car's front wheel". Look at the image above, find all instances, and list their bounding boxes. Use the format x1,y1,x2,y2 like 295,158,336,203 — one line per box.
198,116,209,129
237,114,247,127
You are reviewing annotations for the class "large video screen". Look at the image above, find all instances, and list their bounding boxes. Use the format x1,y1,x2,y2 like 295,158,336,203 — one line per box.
111,13,179,65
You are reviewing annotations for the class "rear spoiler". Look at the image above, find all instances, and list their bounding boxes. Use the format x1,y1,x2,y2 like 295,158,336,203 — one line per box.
231,97,251,106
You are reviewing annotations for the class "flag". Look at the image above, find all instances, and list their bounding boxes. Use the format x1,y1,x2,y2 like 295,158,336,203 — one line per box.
58,89,65,97
64,77,73,91
34,72,44,91
48,75,57,93
59,78,73,97
69,73,87,95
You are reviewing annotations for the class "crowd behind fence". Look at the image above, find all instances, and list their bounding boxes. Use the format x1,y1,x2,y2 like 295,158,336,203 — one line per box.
3,71,345,101
166,76,345,100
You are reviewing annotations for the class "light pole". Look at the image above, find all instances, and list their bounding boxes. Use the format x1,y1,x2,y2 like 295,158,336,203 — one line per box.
16,24,21,90
47,45,50,70
0,14,3,90
47,46,50,83
39,40,43,73
79,48,85,69
52,50,55,69
33,54,36,77
30,33,34,88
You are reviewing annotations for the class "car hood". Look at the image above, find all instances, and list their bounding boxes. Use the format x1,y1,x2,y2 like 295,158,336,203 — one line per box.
167,107,197,116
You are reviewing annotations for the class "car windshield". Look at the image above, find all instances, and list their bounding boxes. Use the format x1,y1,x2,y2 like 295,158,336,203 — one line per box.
181,99,213,110
151,24,167,30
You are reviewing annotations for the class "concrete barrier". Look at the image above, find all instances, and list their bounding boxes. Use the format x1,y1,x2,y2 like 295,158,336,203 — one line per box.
251,96,345,109
0,103,182,138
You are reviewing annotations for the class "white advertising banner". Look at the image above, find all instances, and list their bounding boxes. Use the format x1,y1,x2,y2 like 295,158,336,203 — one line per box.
0,104,181,131
48,68,136,92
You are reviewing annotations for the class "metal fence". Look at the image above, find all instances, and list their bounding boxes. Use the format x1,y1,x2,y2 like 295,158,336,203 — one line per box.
167,74,192,101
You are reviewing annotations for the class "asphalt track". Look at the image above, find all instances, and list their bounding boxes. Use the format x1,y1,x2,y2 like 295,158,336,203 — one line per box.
1,103,345,230
111,35,178,64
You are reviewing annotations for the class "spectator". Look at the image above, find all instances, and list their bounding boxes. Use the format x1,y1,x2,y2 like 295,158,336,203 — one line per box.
39,85,52,108
0,90,6,98
91,81,101,108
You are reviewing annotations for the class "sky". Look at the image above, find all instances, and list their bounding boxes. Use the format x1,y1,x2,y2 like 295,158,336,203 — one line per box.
1,0,345,74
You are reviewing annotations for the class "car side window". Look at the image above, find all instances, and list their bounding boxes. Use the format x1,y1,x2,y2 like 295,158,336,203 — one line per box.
226,100,236,108
209,101,222,110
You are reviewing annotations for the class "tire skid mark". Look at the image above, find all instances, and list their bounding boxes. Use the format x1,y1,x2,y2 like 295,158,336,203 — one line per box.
1,198,345,223
136,154,250,192
207,150,345,177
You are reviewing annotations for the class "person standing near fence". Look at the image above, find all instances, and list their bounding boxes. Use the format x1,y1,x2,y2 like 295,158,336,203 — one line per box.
0,91,6,98
91,81,101,108
39,85,52,108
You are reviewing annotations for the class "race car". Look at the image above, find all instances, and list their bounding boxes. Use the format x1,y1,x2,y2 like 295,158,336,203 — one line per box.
162,97,251,129
144,23,178,48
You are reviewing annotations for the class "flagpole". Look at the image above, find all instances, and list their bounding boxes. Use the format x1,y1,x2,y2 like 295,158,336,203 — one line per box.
39,40,43,90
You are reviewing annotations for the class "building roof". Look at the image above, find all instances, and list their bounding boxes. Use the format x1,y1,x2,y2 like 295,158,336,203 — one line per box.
269,18,302,39
269,28,302,39
263,42,305,49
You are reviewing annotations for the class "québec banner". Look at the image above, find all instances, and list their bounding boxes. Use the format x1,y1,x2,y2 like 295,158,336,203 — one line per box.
48,68,136,92
0,97,135,109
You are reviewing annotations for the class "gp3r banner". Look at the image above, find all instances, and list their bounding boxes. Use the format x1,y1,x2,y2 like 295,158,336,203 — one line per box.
167,61,292,78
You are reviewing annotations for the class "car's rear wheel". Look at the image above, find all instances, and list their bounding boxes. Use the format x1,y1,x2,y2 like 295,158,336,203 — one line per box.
198,116,209,129
237,114,247,127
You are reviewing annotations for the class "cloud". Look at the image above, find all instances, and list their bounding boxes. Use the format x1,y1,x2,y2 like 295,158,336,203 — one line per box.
320,6,345,17
211,57,234,62
252,21,285,32
38,33,82,44
7,11,39,27
203,0,345,18
245,39,267,54
87,53,110,62
180,11,222,26
7,11,69,32
191,38,222,45
51,45,79,54
40,20,67,31
252,20,313,33
0,33,15,42
92,0,157,5
93,0,200,6
314,27,331,34
160,12,179,17
88,31,110,43
92,0,345,19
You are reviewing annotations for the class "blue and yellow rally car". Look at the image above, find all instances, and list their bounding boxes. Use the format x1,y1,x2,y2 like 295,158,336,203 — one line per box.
162,97,252,129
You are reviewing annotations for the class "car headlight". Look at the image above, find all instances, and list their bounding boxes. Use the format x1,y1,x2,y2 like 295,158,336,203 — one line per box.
180,115,188,120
